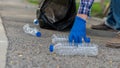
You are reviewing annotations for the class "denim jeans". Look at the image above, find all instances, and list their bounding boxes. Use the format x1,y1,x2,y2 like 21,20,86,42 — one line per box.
105,0,120,30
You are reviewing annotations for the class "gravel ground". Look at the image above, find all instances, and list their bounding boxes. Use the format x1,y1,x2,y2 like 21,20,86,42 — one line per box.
0,0,120,68
3,19,120,68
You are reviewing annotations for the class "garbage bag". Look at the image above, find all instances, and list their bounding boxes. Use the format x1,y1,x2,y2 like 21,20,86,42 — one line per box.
36,0,76,31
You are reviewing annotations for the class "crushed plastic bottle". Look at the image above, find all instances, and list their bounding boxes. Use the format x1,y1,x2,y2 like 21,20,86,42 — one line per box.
51,34,90,44
33,19,39,25
52,34,68,44
50,34,98,56
23,24,41,37
49,43,98,56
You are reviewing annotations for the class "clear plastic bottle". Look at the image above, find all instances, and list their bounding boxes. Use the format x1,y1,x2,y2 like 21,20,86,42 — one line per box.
49,43,98,56
33,19,39,25
51,34,90,44
52,34,68,44
23,24,41,37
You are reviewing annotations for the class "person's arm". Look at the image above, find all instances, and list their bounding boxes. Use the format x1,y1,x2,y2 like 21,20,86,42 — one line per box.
77,0,94,20
77,14,87,20
69,0,94,44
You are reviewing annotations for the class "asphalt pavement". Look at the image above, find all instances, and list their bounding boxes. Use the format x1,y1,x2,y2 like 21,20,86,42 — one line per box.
0,0,120,68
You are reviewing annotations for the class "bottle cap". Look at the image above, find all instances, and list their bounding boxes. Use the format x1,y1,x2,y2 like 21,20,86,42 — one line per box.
85,37,91,43
33,19,39,25
36,32,41,37
49,44,54,52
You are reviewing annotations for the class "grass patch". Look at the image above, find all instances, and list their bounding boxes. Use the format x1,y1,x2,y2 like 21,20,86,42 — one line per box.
76,2,103,17
76,2,109,18
91,2,103,18
27,0,39,4
27,0,109,18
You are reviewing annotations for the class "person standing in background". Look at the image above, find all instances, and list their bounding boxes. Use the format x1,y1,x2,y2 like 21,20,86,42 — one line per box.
91,0,120,48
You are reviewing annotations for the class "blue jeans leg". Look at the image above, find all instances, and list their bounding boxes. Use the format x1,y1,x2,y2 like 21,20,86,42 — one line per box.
105,0,120,30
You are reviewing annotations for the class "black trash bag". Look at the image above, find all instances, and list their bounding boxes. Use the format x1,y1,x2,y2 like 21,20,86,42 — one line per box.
36,0,76,31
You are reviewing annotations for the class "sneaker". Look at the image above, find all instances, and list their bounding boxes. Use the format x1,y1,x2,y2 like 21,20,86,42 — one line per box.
91,23,112,30
106,33,120,48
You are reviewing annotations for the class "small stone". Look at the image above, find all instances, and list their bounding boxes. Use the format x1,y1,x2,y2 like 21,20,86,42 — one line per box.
109,60,113,64
57,65,60,68
10,61,17,65
39,44,43,46
52,53,56,57
18,54,23,57
17,52,23,57
109,60,113,67
10,61,13,64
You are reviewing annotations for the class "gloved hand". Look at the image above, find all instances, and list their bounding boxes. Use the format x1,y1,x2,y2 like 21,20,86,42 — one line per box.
69,16,90,44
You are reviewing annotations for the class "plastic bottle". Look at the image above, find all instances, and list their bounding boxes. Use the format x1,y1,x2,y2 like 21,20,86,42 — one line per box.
51,34,90,44
49,43,98,56
23,24,41,37
52,34,68,44
33,19,39,25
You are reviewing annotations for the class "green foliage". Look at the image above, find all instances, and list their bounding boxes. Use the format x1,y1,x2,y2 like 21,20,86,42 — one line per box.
27,0,109,18
27,0,39,4
76,2,80,10
91,2,103,17
76,2,104,18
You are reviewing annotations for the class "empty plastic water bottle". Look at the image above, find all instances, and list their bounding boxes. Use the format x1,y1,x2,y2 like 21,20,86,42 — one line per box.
52,34,68,44
23,24,41,37
51,34,90,44
49,43,98,56
33,19,39,25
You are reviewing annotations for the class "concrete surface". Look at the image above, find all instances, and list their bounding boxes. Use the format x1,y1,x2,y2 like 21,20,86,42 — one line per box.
0,17,8,68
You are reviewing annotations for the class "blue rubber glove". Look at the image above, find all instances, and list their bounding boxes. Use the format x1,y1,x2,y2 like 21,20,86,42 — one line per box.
69,16,90,44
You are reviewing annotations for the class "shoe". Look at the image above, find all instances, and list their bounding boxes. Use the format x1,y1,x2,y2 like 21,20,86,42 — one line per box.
106,33,120,48
91,23,112,30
